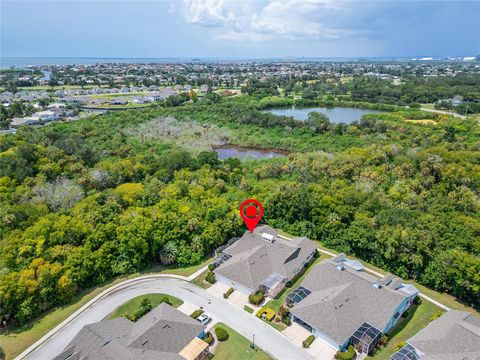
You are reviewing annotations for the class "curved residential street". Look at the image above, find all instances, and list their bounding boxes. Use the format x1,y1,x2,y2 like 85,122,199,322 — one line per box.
18,276,313,360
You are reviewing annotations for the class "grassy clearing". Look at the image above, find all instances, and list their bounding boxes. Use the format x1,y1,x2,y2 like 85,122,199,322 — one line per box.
190,269,213,289
106,293,182,320
0,257,211,360
404,119,438,125
213,323,272,360
370,300,444,360
124,116,231,154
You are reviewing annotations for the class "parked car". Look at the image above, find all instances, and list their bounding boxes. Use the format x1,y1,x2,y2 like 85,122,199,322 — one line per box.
196,313,211,325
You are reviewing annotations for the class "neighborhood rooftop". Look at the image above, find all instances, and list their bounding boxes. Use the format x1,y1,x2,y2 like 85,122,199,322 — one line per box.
53,303,206,360
290,256,418,348
391,310,480,360
214,225,317,294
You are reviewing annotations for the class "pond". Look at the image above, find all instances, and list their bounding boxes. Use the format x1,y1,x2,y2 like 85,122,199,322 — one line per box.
265,106,384,124
214,145,287,160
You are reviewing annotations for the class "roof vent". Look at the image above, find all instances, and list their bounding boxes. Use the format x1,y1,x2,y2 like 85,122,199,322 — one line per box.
333,253,346,263
373,282,382,289
336,264,345,271
262,233,275,243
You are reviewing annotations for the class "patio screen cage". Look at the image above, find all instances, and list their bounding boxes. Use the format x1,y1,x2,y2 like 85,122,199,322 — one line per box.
286,286,312,306
390,344,420,360
213,253,232,267
350,322,382,354
261,273,286,289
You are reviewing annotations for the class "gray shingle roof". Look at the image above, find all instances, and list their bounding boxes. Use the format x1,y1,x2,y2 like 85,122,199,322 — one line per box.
291,259,410,345
54,303,205,360
407,310,480,360
214,226,317,291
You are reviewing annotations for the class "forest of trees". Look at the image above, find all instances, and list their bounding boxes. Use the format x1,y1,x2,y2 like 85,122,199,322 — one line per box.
0,95,479,328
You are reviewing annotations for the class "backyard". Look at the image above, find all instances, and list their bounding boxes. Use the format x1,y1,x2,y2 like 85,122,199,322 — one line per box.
370,300,444,360
212,323,272,360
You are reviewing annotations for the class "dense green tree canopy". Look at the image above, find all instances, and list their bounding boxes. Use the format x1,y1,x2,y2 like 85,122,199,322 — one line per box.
0,95,479,327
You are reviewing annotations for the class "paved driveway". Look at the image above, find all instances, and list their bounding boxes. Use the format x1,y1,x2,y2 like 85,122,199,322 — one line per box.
283,322,336,360
20,277,313,360
306,338,336,360
282,322,311,346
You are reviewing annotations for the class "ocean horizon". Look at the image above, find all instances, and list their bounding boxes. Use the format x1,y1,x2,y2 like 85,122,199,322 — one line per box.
0,56,467,68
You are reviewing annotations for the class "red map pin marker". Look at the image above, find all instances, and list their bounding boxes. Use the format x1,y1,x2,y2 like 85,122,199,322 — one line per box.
240,199,264,233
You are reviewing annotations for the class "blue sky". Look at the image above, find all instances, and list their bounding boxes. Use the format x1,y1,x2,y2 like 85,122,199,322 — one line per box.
1,0,479,58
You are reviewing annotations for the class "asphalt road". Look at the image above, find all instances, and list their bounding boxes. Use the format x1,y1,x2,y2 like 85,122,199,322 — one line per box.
21,277,313,360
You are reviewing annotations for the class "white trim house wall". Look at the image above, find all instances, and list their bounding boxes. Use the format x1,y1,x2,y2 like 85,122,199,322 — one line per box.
215,274,253,295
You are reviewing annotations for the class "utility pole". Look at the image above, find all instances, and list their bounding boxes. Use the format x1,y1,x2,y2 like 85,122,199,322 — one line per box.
250,334,255,349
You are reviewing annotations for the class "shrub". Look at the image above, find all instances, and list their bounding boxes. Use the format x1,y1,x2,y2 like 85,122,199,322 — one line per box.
223,287,234,299
279,306,292,326
286,281,292,287
208,263,216,271
205,271,216,284
430,311,443,321
379,334,388,347
303,335,315,348
413,296,422,305
335,345,356,360
394,341,407,352
204,331,214,345
159,296,172,306
190,309,203,319
402,310,409,318
256,307,275,321
215,326,229,341
248,290,265,305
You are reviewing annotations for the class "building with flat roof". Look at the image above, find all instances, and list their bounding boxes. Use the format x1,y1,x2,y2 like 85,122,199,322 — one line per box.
289,254,418,354
391,310,480,360
214,225,317,297
54,303,210,360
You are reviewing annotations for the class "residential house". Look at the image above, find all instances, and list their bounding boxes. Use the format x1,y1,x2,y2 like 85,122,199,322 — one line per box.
33,110,61,122
289,254,419,354
10,117,41,128
391,310,480,360
213,225,317,297
109,98,128,105
54,303,211,360
200,84,209,93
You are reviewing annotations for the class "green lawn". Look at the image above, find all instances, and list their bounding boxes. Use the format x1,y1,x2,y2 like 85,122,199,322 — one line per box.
190,269,213,289
370,300,444,360
213,323,272,360
266,254,330,312
0,258,211,360
244,306,254,314
106,293,183,320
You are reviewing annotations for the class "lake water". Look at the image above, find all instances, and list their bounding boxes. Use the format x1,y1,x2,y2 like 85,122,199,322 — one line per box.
266,106,383,124
214,145,286,160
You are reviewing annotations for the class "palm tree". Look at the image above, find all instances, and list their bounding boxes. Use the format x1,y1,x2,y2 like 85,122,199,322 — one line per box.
159,241,178,265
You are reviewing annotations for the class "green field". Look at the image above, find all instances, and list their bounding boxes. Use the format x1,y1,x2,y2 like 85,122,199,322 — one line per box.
106,293,183,320
370,300,444,359
213,323,272,360
0,257,210,360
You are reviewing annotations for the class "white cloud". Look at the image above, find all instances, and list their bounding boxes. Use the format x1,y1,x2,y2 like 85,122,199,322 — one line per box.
183,0,238,27
181,0,374,42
